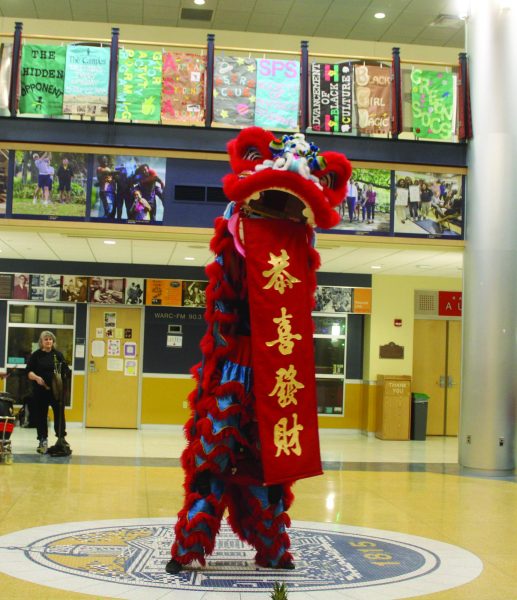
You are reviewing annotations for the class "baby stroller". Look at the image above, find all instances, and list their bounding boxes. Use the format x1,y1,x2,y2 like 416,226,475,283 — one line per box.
0,392,16,464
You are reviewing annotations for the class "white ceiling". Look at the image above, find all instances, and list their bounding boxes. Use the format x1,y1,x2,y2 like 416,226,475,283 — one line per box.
0,227,463,278
0,0,466,48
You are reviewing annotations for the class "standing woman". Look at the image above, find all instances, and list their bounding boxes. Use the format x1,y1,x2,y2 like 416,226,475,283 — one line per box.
365,184,377,224
26,331,70,454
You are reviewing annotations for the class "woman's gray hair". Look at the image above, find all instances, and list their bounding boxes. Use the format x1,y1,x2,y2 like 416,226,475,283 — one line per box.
38,330,56,347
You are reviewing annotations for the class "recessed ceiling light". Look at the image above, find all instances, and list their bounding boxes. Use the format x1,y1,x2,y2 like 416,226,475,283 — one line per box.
417,264,431,269
184,256,195,261
371,265,382,270
104,240,116,245
374,12,386,19
194,0,206,5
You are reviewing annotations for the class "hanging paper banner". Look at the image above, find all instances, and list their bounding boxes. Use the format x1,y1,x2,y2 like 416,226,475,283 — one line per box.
116,48,163,122
212,56,256,126
255,59,300,130
161,52,206,125
0,44,13,113
354,64,390,135
411,69,455,140
63,45,110,116
19,44,66,115
310,61,353,133
243,218,322,485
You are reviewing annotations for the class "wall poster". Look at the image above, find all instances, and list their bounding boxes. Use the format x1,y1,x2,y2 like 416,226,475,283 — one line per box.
310,61,353,133
394,170,463,238
145,279,182,306
12,150,88,218
354,64,390,135
161,52,206,125
91,154,166,222
212,56,256,127
255,58,300,130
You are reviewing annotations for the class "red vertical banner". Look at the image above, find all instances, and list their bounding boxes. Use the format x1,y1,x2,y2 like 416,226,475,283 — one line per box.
243,218,322,485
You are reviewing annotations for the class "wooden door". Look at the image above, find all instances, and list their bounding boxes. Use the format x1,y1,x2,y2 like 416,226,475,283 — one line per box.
413,320,446,435
445,320,462,436
86,306,141,428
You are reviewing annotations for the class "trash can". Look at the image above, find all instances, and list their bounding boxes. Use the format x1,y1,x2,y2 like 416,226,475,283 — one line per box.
411,393,429,440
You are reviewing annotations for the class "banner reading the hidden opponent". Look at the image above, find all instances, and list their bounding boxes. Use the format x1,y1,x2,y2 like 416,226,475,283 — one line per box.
354,64,390,135
116,48,162,121
255,59,300,130
310,62,353,133
212,56,256,126
161,52,206,125
19,44,66,115
411,69,455,140
0,44,13,114
243,218,322,485
63,45,110,116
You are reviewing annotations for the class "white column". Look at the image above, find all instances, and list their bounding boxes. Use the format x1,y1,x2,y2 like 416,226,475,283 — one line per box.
459,0,517,472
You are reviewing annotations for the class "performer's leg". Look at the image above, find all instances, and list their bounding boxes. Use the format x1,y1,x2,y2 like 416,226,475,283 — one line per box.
226,482,294,569
167,467,227,574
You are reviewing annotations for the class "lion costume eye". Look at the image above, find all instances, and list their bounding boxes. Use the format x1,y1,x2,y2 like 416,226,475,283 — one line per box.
319,172,336,189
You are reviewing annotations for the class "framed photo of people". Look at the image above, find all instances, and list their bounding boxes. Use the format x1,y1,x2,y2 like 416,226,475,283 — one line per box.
393,170,464,238
29,274,63,301
89,277,125,304
90,153,166,223
11,150,88,218
331,167,391,235
314,286,352,313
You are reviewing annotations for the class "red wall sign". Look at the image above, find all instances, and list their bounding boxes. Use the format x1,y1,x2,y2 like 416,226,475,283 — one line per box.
438,291,462,317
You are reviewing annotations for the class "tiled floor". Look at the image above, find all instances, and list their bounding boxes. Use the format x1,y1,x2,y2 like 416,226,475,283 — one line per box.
1,427,516,599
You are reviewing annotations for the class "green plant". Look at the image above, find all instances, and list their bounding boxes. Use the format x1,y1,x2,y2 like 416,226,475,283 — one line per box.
270,581,289,599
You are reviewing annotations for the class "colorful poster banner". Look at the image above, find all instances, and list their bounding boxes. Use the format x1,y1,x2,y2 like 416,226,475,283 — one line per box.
212,56,256,126
243,218,322,485
411,69,455,140
354,64,390,135
310,62,353,133
145,279,182,306
63,45,110,116
116,48,162,121
0,149,7,214
19,44,66,115
255,59,300,130
161,52,206,125
352,288,372,314
0,43,13,113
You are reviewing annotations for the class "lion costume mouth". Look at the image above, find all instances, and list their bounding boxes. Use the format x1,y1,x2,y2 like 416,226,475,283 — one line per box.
223,127,352,230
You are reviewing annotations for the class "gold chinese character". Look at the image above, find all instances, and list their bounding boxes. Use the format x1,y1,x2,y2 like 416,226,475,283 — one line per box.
266,307,302,355
274,413,304,457
269,364,304,407
262,249,300,295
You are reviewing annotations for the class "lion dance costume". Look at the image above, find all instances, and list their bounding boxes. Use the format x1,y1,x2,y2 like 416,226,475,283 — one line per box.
167,127,351,574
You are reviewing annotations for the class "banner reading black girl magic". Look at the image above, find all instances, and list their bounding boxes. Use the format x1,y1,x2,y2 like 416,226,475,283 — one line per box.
310,62,353,133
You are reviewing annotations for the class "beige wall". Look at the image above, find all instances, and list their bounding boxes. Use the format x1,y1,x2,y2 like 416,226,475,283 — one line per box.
367,274,462,381
0,17,461,64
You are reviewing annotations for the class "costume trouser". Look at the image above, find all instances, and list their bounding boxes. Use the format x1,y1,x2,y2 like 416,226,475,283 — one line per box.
170,376,293,568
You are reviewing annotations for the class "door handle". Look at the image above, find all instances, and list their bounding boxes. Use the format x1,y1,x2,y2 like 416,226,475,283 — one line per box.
89,360,97,373
447,376,454,388
439,375,446,388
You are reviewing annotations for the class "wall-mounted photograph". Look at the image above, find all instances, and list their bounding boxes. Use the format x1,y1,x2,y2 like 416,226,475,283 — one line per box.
182,280,207,307
333,167,391,234
90,154,166,222
61,276,89,302
125,278,145,304
12,150,88,218
29,274,62,301
89,277,125,304
314,286,352,313
393,170,463,238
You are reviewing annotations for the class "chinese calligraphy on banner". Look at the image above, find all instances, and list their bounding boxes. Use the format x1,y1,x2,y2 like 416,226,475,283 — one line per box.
19,44,66,115
255,59,300,130
63,45,110,116
116,48,163,121
411,69,455,140
310,62,353,133
161,52,206,125
354,64,390,135
243,218,322,485
213,56,256,126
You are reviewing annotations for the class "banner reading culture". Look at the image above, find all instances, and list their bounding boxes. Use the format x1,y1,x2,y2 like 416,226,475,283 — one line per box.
310,62,353,134
19,44,66,115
